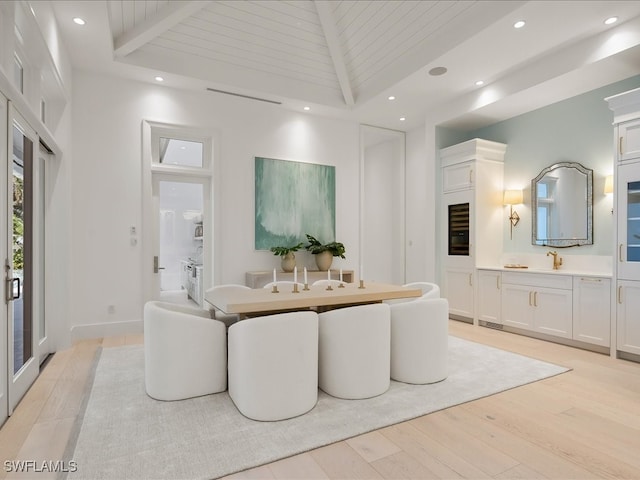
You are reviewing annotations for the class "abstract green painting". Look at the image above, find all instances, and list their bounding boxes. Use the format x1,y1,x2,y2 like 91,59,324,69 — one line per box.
255,157,335,250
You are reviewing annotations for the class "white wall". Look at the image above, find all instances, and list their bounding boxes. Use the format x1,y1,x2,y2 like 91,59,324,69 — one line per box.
70,71,360,337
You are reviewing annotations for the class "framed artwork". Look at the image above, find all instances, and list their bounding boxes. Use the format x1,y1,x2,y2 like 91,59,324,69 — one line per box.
255,157,335,250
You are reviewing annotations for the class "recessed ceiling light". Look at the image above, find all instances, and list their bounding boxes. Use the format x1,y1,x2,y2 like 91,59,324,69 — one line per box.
155,76,164,82
475,80,484,86
399,117,406,121
388,96,396,101
428,66,447,76
73,17,86,25
513,20,525,29
604,16,618,25
303,106,310,111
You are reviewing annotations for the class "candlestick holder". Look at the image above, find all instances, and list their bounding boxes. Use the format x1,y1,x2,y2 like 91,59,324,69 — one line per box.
326,284,333,291
338,282,345,288
292,283,299,293
271,285,279,293
303,283,310,291
358,279,365,289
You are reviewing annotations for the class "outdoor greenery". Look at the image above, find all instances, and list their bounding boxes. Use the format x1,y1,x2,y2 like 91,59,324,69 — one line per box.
13,176,24,271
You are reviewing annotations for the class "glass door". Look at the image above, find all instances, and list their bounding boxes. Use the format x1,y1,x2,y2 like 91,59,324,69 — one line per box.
617,162,640,280
0,92,7,425
6,106,39,413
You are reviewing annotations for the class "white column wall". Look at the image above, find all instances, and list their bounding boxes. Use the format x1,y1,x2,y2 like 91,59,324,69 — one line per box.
70,71,360,337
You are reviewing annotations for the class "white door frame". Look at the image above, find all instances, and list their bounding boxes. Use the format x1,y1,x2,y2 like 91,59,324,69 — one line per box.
0,91,8,425
141,120,215,308
7,103,39,414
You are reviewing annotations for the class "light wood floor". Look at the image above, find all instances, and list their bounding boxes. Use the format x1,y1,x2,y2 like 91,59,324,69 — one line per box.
1,321,639,480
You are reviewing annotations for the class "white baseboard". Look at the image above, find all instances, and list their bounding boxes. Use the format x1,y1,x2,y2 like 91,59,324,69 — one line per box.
70,319,143,342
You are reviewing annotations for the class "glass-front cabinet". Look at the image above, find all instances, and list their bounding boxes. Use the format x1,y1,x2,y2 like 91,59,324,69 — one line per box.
617,161,640,280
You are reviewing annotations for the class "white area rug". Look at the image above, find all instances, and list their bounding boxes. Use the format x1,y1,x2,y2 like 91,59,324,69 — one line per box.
65,336,568,480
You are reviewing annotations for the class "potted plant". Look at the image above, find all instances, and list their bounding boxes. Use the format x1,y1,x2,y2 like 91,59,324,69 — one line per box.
270,242,303,272
304,234,346,271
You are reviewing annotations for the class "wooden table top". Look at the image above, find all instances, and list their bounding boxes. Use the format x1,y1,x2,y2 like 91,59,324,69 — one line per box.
205,282,422,315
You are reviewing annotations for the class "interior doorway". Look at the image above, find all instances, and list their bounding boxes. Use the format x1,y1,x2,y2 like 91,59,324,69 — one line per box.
142,121,214,310
360,125,406,284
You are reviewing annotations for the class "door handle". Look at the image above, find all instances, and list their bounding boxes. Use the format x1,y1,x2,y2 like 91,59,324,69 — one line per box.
6,277,20,302
153,256,165,273
619,244,624,262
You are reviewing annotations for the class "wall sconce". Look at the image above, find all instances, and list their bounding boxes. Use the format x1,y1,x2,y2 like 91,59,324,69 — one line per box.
604,175,613,194
604,175,614,214
503,189,523,240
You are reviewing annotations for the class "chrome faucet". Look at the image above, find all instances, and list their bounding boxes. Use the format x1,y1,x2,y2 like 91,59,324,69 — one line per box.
546,250,562,270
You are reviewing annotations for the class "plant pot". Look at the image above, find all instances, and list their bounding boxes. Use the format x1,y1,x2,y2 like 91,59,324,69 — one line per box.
281,252,296,272
315,250,333,271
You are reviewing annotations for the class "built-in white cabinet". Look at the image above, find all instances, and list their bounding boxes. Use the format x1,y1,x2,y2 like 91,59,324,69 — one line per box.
440,139,506,323
617,118,640,161
608,87,640,360
501,272,572,339
573,277,611,347
444,267,475,319
616,280,640,355
478,269,611,350
477,269,501,324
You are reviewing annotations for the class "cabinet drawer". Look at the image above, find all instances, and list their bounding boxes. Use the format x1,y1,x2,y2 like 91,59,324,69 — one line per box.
502,272,572,290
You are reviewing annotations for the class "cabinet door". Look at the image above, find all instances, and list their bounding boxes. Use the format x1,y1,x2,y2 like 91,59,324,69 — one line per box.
616,280,640,355
617,161,640,280
502,283,534,330
443,161,474,192
573,277,611,347
618,119,640,161
443,190,474,266
533,287,572,339
444,267,474,321
477,270,501,324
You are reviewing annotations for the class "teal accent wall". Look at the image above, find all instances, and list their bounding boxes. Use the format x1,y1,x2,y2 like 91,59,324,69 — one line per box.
441,75,640,255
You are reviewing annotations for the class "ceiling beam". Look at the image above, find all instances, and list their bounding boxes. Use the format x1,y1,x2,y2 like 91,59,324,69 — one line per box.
314,1,355,106
113,1,212,58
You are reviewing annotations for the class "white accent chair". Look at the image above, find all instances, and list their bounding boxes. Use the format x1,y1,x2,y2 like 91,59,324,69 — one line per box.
404,282,440,299
312,279,344,288
228,311,319,421
389,298,449,384
206,284,251,328
318,303,390,399
385,281,440,305
262,281,305,291
144,301,227,401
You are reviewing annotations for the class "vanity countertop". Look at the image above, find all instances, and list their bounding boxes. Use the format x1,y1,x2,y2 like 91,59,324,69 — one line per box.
477,265,612,278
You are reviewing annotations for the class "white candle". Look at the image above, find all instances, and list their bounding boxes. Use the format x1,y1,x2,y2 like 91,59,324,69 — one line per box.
340,268,343,282
273,268,277,284
327,269,331,281
304,267,308,284
360,264,364,281
294,266,297,284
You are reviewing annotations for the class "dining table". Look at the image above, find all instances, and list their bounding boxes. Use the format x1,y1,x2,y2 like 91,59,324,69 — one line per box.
205,281,422,317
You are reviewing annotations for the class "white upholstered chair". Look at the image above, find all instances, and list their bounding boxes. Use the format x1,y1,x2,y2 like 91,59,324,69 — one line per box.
228,311,319,421
312,279,344,288
262,281,305,291
385,281,440,305
404,282,440,299
207,284,251,327
144,301,227,401
318,303,390,399
389,298,449,384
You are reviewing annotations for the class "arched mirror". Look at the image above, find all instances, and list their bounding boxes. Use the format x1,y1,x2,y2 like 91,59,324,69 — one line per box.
531,161,593,247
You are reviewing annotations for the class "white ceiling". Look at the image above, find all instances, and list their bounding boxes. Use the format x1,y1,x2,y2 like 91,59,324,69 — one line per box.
51,0,640,131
